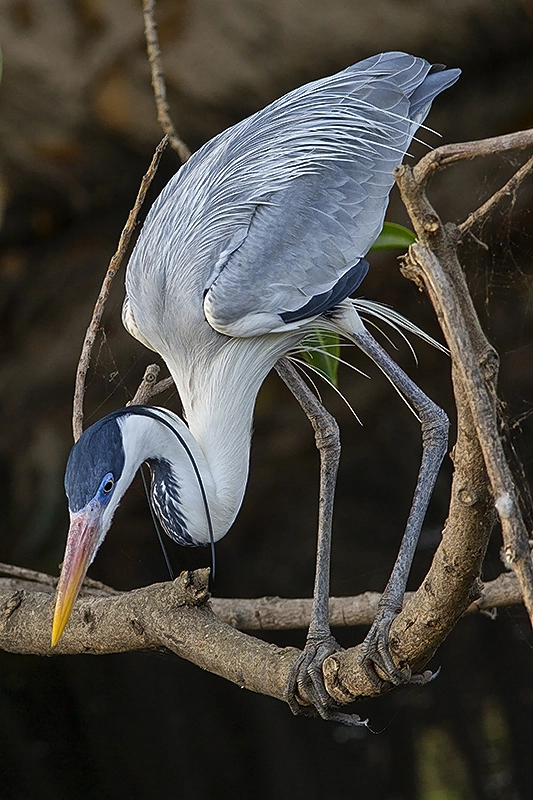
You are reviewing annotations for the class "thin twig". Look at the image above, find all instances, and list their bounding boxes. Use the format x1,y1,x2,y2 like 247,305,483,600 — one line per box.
142,0,191,163
128,365,176,406
150,376,175,397
413,128,533,184
0,562,120,595
71,136,168,442
459,154,533,235
128,363,161,405
0,562,57,587
128,364,176,406
73,0,189,441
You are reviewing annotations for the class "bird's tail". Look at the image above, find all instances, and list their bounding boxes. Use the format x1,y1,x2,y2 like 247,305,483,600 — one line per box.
408,65,462,123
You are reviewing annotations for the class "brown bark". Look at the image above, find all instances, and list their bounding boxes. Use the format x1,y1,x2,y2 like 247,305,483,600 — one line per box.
0,567,523,707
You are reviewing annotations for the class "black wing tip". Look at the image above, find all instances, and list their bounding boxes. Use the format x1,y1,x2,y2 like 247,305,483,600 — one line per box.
280,258,369,324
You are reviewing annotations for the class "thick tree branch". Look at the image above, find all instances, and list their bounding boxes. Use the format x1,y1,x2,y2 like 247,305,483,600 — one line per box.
0,565,521,629
0,569,523,709
0,570,299,704
395,138,533,631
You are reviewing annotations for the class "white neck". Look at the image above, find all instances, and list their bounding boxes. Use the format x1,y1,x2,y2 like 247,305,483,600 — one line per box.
157,332,303,542
116,410,219,544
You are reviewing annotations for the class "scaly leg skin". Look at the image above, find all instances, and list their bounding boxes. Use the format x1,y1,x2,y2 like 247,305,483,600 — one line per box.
276,358,367,727
349,327,449,687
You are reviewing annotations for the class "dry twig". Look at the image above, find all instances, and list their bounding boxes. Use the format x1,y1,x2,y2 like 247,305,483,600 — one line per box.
71,136,168,442
459,154,533,236
127,364,176,407
412,128,533,182
142,0,191,163
72,0,191,438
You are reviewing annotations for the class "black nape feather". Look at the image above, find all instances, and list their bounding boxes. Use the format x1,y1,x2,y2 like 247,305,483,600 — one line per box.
65,417,125,512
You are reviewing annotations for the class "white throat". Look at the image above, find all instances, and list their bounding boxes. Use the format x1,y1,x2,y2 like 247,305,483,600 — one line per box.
116,410,222,545
158,330,305,542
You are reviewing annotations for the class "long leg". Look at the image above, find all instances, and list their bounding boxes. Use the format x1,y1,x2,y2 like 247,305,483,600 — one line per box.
275,357,365,726
348,325,449,686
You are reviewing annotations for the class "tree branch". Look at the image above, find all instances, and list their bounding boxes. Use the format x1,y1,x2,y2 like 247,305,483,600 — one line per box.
459,154,533,236
395,136,533,631
71,137,168,441
0,570,299,704
213,572,523,628
128,363,175,406
0,568,523,709
142,0,191,163
0,562,522,628
413,128,533,183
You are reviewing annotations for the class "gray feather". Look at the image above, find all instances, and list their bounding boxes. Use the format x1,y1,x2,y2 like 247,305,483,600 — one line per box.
125,52,460,345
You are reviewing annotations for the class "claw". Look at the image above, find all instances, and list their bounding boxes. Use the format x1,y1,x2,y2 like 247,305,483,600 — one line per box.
358,606,439,687
285,635,368,727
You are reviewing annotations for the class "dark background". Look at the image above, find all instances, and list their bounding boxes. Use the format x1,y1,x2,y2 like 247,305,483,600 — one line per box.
1,1,533,798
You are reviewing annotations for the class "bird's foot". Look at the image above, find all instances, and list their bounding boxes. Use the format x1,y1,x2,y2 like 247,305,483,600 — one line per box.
285,633,368,727
358,606,438,688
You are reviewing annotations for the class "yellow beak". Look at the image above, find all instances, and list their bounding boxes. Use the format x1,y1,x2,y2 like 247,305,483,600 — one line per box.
52,510,100,647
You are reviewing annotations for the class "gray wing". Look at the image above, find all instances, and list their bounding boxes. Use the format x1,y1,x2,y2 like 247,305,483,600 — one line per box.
126,52,460,342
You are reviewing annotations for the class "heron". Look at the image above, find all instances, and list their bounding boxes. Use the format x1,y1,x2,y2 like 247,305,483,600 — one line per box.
52,52,459,725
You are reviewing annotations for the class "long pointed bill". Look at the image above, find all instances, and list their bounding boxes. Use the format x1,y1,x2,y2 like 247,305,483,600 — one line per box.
52,508,102,647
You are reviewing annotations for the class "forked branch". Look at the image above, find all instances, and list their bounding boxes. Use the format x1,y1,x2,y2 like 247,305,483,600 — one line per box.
396,132,533,631
72,0,191,440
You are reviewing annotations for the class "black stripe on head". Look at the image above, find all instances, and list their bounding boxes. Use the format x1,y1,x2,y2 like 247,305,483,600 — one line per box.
65,417,125,512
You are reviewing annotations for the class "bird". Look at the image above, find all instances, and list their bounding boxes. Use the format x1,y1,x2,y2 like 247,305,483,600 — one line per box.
52,52,459,723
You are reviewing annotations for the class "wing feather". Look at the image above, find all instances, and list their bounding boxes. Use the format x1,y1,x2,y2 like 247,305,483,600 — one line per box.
125,52,460,344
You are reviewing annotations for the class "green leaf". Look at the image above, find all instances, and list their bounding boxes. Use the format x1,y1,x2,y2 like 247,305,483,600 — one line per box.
371,221,416,250
301,330,340,387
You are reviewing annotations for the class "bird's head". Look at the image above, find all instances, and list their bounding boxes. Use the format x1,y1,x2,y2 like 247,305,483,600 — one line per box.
52,405,217,646
52,415,127,647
